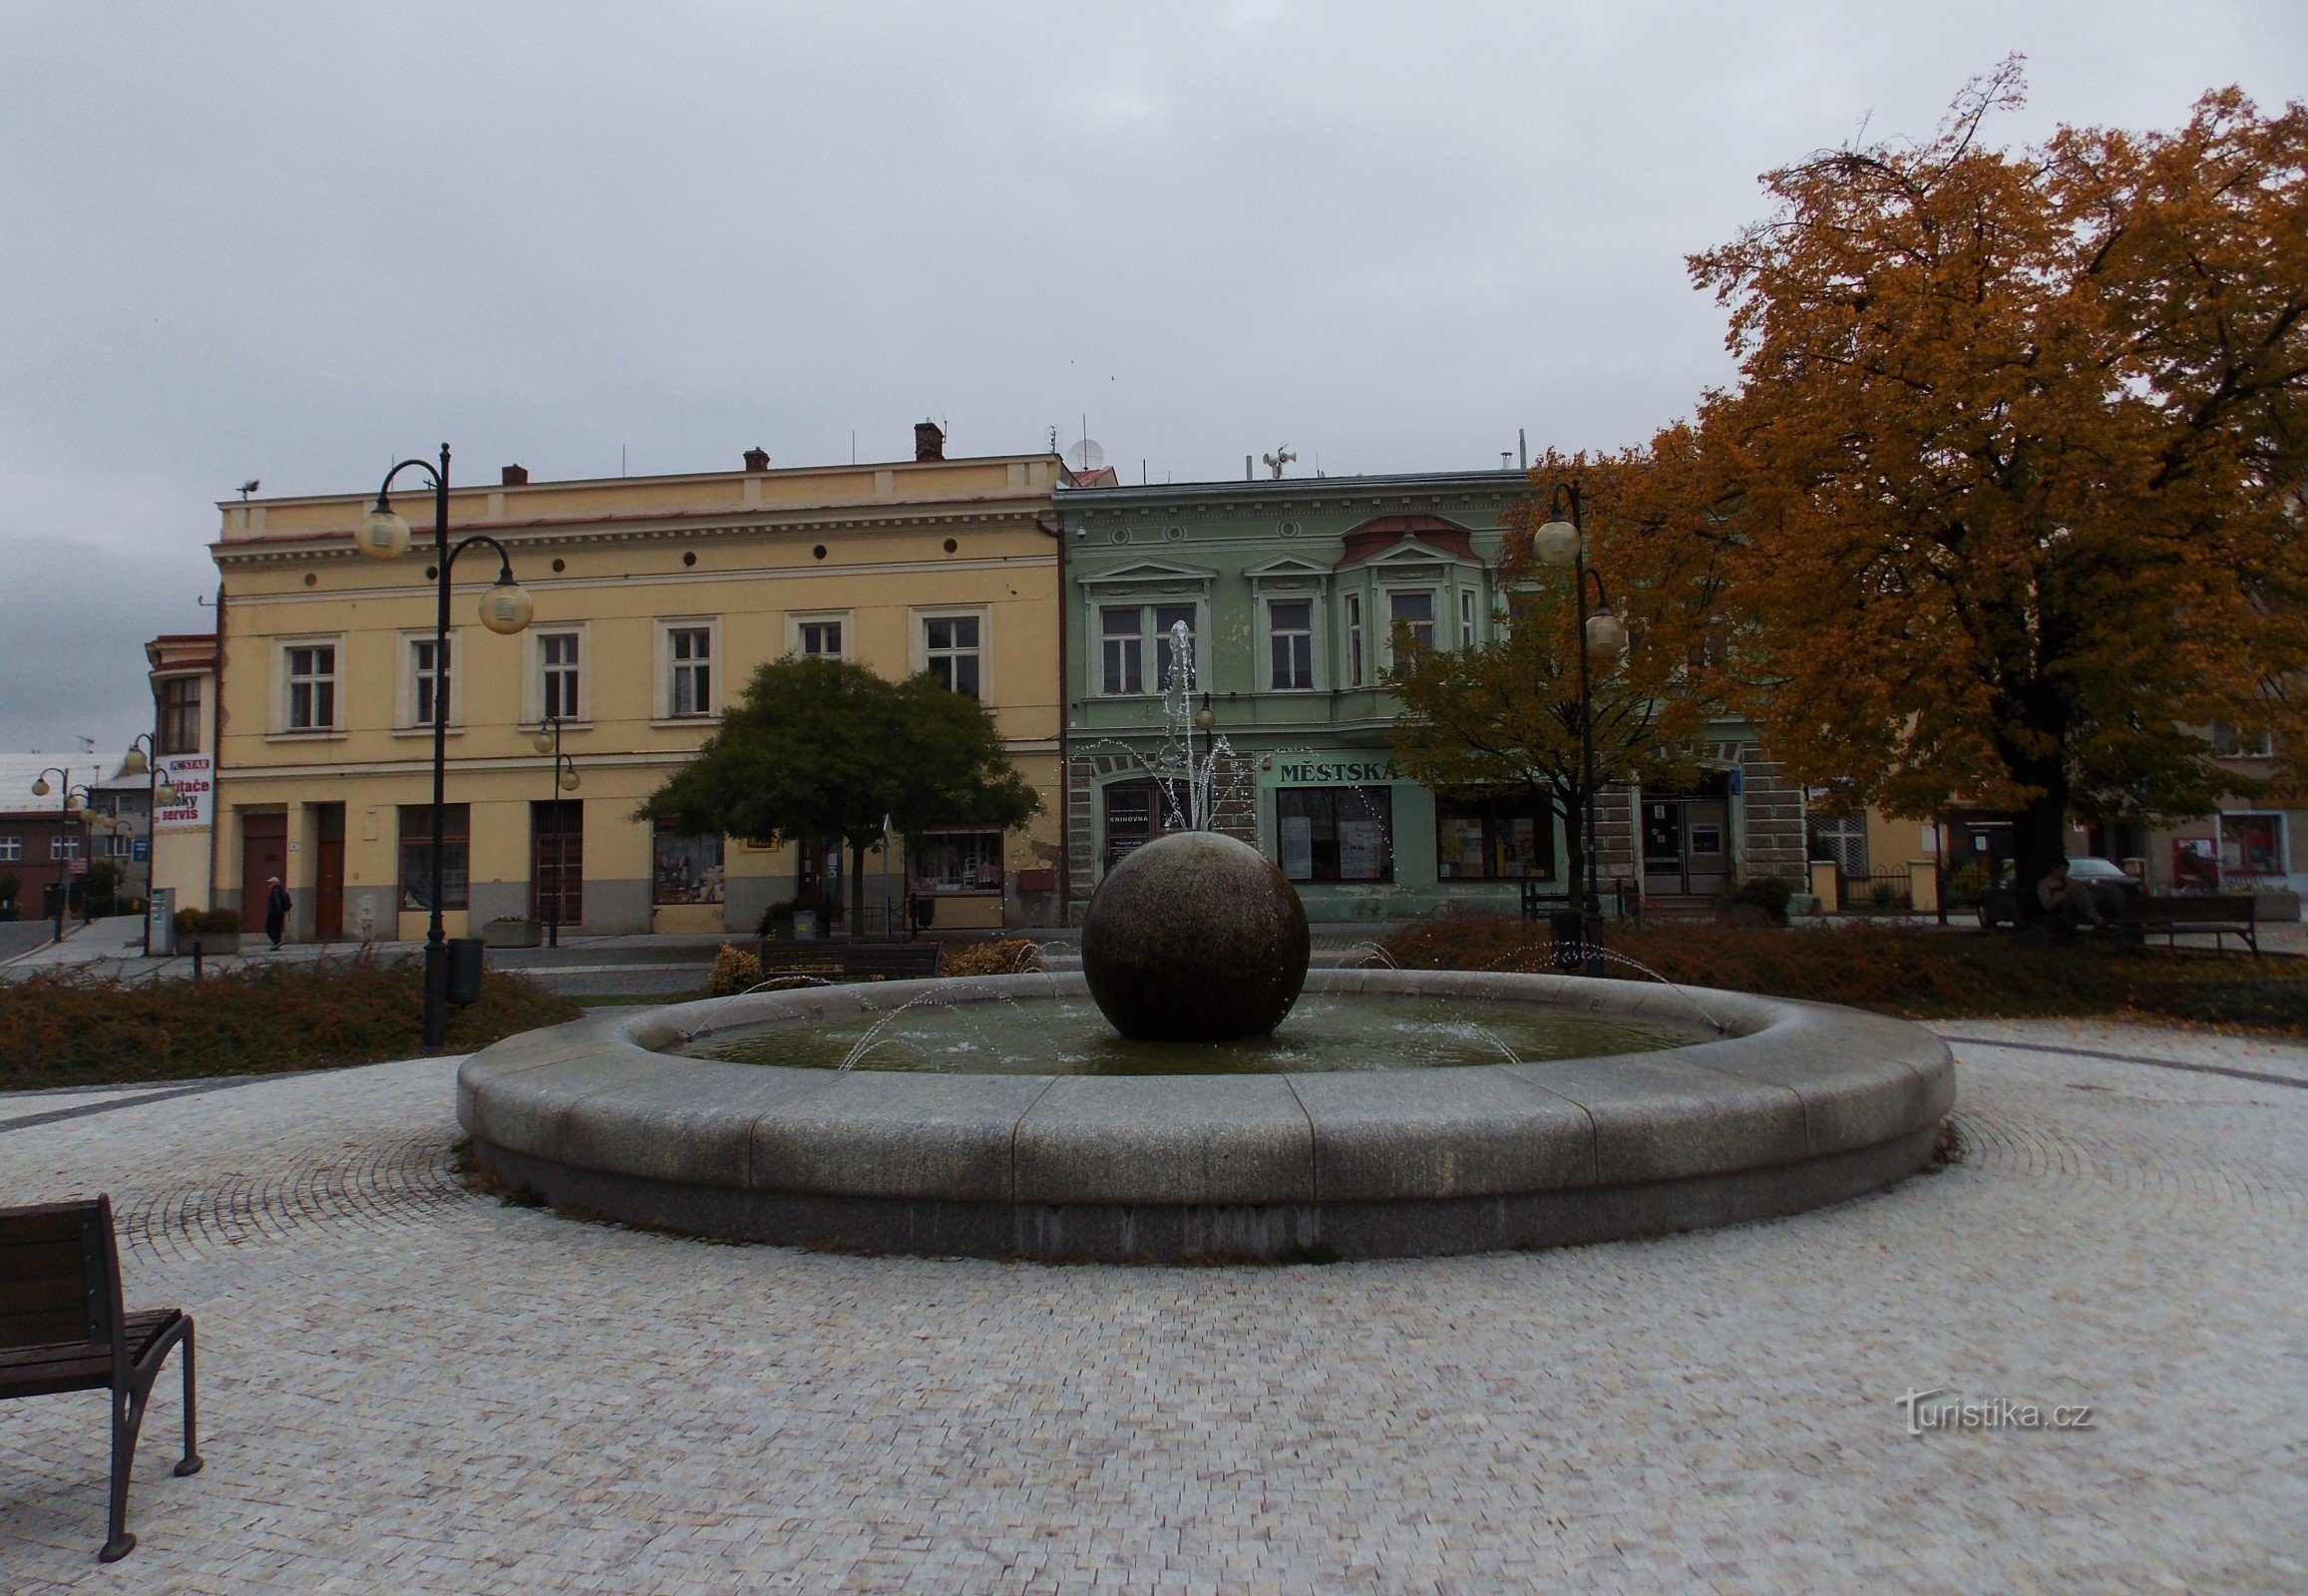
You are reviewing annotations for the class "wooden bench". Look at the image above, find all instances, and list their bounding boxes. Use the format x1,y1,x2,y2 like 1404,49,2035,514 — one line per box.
755,939,945,984
2130,894,2260,955
2,1195,200,1562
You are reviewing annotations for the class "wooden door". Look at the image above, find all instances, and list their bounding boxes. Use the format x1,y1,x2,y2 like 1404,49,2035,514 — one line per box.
239,812,288,932
530,801,583,926
313,804,345,940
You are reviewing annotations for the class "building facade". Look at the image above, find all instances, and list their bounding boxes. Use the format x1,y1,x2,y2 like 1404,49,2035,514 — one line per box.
163,432,1071,943
1054,473,1806,924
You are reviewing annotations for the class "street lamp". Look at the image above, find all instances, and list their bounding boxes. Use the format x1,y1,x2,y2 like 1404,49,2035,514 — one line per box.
530,717,578,949
1532,482,1631,965
119,734,180,954
354,444,535,1045
30,767,95,945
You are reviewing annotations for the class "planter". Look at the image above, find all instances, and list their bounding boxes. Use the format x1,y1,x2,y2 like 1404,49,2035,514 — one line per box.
484,918,544,950
188,932,241,957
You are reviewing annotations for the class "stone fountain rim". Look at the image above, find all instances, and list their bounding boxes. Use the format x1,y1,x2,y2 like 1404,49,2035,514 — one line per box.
456,969,1954,1264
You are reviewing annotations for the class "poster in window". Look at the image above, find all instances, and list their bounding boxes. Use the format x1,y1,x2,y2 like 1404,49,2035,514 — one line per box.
1280,815,1313,879
1340,819,1384,881
1440,819,1485,879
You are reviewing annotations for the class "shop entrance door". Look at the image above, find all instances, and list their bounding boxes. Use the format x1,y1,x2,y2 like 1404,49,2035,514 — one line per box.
796,837,846,932
1641,776,1732,897
238,812,287,934
1103,782,1167,871
530,801,583,928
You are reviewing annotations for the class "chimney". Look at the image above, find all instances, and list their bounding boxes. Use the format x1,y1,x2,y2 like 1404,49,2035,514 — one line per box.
742,447,771,472
914,420,945,462
501,464,529,486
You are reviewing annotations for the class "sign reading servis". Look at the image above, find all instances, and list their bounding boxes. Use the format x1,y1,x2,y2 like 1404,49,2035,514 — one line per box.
1271,760,1396,785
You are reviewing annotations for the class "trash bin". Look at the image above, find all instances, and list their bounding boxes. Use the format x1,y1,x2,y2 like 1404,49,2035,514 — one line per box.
445,937,486,1005
1549,910,1586,973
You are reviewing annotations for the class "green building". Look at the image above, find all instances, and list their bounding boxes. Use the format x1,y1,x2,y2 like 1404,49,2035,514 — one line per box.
1054,470,1807,924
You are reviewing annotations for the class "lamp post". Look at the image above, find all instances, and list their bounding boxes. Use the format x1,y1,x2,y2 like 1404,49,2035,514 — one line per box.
530,717,578,949
118,735,181,955
1531,484,1630,966
353,444,535,1045
29,768,96,945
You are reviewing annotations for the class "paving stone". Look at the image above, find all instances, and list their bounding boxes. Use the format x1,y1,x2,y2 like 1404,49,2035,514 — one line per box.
0,1018,2301,1592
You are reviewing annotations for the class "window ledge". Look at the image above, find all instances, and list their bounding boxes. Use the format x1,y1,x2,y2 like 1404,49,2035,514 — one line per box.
265,729,347,742
649,715,722,730
523,720,594,734
390,726,466,738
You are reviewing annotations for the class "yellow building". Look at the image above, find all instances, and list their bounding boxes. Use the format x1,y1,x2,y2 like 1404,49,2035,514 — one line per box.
167,428,1069,941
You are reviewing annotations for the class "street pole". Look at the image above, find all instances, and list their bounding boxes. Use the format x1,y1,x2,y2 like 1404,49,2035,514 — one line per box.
357,444,535,1047
1570,487,1598,967
32,766,72,945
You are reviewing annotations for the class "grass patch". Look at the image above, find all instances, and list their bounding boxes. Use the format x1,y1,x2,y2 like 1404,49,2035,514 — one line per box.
0,953,584,1090
1379,910,2308,1032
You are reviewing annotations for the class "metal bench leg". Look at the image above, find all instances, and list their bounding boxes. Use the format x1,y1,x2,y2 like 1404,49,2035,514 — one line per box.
174,1324,203,1476
101,1387,145,1562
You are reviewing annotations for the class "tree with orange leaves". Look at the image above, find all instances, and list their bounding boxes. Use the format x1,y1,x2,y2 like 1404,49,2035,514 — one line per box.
1686,60,2308,904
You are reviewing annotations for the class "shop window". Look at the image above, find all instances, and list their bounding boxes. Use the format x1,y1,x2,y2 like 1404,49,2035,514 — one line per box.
2222,814,2283,880
398,804,470,910
923,614,982,699
1276,786,1393,883
1268,599,1314,690
914,829,1003,893
1435,794,1555,881
652,819,725,904
1103,782,1168,870
157,676,201,755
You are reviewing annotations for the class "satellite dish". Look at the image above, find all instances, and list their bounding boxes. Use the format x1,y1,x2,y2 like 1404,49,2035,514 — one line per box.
1066,438,1105,472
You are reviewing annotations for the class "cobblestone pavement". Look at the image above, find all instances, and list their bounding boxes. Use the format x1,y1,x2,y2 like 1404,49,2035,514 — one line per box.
2,1019,2303,1593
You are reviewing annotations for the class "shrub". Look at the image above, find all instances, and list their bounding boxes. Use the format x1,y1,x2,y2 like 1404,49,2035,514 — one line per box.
200,908,241,934
1379,908,2306,1031
0,952,584,1090
1730,875,1794,925
706,943,765,997
755,899,798,938
941,938,1045,978
175,907,203,935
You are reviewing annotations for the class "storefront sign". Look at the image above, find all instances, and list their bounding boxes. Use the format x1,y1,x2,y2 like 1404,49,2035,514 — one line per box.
154,756,213,831
1269,760,1396,786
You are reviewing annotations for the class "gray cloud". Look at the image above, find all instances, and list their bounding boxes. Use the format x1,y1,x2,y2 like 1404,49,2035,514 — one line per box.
3,2,2302,749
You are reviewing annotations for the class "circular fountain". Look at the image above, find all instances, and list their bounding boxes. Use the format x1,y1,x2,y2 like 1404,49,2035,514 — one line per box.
459,965,1953,1264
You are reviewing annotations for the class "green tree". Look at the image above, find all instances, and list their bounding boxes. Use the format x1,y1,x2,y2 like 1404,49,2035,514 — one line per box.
638,656,1041,931
1686,62,2308,902
1386,572,1713,907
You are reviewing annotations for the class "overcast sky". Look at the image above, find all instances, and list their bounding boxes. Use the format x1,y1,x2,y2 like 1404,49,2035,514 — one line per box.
3,1,2302,758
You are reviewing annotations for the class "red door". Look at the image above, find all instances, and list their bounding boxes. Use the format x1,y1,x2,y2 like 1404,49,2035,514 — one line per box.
239,813,287,936
313,804,345,940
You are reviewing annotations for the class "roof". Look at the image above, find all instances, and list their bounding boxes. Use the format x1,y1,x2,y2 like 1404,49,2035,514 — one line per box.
0,753,142,815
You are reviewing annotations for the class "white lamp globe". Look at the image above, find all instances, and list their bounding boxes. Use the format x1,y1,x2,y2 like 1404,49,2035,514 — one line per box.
1585,609,1630,661
559,767,581,792
120,747,148,776
31,777,50,797
1532,517,1581,569
155,781,180,806
479,578,534,635
357,505,412,561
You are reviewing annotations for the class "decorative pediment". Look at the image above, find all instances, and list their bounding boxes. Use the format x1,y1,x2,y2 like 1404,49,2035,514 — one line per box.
1338,515,1480,568
1243,555,1331,590
1077,559,1219,591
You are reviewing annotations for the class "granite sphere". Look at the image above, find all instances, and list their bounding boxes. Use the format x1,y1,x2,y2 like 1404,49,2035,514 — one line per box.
1081,831,1312,1042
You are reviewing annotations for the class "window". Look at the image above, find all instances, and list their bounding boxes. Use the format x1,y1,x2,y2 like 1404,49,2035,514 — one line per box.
1152,604,1195,691
1435,794,1556,881
1268,599,1314,690
0,837,18,862
924,614,981,698
398,804,469,911
652,818,724,904
51,834,80,861
1100,607,1142,694
410,635,452,727
105,831,136,859
2222,814,2283,880
1344,595,1363,686
1459,589,1476,647
1102,782,1168,870
797,618,843,658
539,631,581,720
2211,724,2277,757
285,643,337,730
1808,814,1868,876
914,829,1003,893
157,676,200,755
1276,786,1393,882
1388,591,1435,653
667,626,713,717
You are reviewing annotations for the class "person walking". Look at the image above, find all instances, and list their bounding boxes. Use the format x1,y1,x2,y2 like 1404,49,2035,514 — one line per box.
263,876,292,950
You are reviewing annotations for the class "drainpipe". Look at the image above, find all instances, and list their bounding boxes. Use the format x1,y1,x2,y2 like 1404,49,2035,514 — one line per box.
206,580,227,915
1040,505,1070,923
